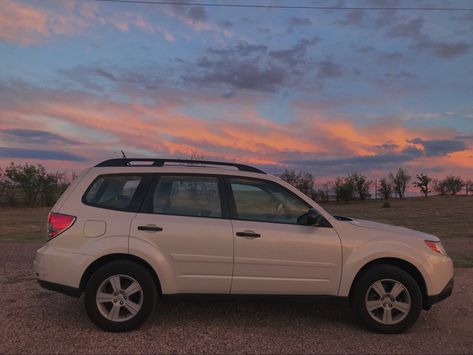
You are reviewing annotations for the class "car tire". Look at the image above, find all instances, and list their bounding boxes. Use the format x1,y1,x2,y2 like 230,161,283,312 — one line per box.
84,260,157,332
351,264,422,334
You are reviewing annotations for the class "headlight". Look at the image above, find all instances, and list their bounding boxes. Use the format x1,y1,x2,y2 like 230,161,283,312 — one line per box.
424,240,448,256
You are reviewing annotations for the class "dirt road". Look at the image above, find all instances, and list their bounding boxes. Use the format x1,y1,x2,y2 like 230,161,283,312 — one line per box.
1,242,472,354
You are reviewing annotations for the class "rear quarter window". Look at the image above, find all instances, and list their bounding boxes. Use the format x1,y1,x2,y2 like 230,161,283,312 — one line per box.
83,174,143,211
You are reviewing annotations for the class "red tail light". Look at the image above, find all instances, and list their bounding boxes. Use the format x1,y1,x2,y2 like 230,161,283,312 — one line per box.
48,212,76,240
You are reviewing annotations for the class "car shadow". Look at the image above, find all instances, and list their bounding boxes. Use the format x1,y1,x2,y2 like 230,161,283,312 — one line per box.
146,295,358,330
34,285,359,332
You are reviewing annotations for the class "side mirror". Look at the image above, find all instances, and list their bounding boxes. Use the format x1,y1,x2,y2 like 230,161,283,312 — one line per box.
298,208,321,226
306,208,320,225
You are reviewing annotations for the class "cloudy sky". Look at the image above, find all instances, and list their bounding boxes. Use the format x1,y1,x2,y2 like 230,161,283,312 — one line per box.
1,0,472,179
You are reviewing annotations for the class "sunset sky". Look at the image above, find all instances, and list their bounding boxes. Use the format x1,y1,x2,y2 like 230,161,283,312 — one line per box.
1,0,472,180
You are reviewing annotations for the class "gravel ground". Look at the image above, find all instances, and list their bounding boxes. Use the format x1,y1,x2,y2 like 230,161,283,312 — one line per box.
1,242,472,354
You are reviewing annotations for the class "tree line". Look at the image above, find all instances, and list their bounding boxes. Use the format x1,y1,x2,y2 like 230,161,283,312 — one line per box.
0,162,472,207
0,163,75,207
279,168,473,203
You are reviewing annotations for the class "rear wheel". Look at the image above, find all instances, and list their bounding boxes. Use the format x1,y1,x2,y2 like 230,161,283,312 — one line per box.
351,264,422,333
84,260,157,332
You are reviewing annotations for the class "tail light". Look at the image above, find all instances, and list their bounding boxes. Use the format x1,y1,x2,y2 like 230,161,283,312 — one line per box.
48,212,76,240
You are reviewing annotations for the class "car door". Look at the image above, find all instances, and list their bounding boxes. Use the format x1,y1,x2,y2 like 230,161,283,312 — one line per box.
227,177,342,295
130,174,233,294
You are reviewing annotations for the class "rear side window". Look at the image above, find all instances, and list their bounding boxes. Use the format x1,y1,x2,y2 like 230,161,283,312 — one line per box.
83,175,143,211
151,175,222,218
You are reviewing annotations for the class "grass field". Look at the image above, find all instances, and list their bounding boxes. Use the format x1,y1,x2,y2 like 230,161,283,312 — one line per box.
322,195,473,267
1,195,472,266
0,207,49,242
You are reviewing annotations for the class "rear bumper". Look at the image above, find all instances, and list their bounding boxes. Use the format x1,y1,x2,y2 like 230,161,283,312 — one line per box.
34,244,88,289
36,279,81,298
425,277,454,308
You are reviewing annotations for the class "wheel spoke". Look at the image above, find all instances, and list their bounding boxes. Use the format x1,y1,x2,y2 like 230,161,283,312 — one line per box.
109,275,121,292
123,281,141,297
96,292,114,303
366,300,383,312
108,304,121,321
124,300,141,315
393,301,410,314
372,281,386,297
382,308,393,324
390,282,405,298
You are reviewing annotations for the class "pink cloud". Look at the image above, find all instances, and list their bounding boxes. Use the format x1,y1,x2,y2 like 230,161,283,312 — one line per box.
0,0,174,45
0,1,52,45
0,81,471,179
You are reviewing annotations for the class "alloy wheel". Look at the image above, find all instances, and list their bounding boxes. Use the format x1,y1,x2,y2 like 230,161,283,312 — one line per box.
96,274,143,322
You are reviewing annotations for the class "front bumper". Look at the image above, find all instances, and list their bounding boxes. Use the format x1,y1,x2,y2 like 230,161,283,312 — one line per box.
425,277,454,308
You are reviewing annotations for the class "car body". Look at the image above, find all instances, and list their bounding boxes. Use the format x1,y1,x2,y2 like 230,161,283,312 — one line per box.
34,158,454,333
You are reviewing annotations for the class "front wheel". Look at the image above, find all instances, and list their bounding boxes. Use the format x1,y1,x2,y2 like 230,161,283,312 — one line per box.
84,260,157,332
351,265,422,333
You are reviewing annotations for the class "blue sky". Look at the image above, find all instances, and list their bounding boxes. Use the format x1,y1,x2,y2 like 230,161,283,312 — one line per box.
0,0,472,180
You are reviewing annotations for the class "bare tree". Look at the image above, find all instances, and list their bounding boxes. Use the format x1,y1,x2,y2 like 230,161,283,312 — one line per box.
316,182,331,202
413,173,432,198
348,173,371,201
442,175,464,195
334,176,355,203
279,169,316,199
465,180,473,196
377,177,393,200
433,178,446,195
389,168,411,199
188,150,205,161
279,169,298,186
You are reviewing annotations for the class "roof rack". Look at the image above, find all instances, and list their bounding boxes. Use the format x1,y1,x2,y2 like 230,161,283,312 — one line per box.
95,158,266,174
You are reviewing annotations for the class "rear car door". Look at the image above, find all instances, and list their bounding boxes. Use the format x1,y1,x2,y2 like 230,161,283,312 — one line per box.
227,177,342,295
130,174,234,294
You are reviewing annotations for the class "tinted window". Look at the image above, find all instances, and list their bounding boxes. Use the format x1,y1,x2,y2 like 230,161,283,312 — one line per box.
230,178,309,224
152,176,221,218
84,175,142,210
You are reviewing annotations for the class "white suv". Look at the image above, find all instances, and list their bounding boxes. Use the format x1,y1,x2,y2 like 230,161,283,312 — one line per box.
34,158,453,333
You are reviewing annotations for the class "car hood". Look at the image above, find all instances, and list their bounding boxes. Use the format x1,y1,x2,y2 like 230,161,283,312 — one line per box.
345,218,440,241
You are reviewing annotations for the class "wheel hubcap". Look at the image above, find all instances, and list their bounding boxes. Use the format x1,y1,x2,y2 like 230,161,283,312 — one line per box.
96,274,143,322
365,279,411,325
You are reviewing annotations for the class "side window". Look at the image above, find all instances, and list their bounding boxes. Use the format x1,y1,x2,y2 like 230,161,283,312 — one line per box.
230,178,309,224
83,175,143,211
151,176,222,218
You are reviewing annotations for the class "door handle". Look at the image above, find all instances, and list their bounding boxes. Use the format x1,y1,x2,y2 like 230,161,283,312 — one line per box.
236,231,261,238
138,225,163,232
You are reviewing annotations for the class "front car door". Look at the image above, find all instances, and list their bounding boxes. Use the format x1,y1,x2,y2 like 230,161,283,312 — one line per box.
130,174,233,294
227,177,342,295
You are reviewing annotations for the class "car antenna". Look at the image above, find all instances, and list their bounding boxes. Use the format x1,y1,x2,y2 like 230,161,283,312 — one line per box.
121,150,127,159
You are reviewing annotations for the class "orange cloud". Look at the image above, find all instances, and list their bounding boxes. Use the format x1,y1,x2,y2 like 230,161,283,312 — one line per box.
1,82,471,179
437,149,473,169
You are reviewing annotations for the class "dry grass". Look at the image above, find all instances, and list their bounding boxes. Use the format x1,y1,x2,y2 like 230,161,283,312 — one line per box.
0,195,472,265
321,195,473,239
0,207,49,242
